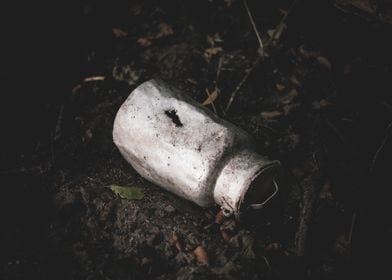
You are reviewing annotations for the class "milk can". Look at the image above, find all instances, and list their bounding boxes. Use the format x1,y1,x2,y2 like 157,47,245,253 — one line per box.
113,79,281,216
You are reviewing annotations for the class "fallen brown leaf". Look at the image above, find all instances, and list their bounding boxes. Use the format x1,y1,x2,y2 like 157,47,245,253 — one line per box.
205,47,223,56
224,0,233,7
261,111,282,119
71,84,82,93
276,83,286,92
280,89,299,104
299,45,320,58
279,8,288,16
137,37,152,47
156,23,174,38
282,103,300,115
319,180,333,200
221,230,230,242
312,99,333,109
207,33,223,46
317,56,332,70
112,28,128,38
169,233,183,252
290,167,304,178
194,245,209,265
215,209,225,225
202,89,219,106
265,242,282,254
290,76,302,87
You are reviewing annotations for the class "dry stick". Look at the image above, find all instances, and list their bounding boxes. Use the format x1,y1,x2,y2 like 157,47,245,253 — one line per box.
243,0,264,54
371,120,392,172
347,211,357,259
216,56,223,85
54,104,64,141
83,76,105,82
225,0,298,113
295,170,322,256
225,56,262,113
206,89,218,114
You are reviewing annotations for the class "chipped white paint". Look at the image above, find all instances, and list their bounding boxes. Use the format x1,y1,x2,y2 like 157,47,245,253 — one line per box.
113,79,280,216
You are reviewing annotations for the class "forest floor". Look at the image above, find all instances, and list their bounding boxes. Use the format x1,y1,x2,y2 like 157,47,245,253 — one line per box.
1,0,392,279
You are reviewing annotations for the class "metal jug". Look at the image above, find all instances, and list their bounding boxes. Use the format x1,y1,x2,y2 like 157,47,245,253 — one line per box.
113,79,280,216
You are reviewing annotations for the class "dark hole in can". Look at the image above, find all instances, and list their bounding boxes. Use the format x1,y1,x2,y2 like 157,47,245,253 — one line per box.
243,164,280,210
164,109,183,127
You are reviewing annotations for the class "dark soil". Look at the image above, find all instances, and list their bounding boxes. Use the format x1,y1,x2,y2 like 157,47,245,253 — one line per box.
1,0,392,279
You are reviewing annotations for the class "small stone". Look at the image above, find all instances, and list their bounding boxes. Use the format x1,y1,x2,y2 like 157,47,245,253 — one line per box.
164,205,175,213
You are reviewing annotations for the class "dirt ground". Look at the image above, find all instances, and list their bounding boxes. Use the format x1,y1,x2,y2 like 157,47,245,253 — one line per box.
1,0,392,279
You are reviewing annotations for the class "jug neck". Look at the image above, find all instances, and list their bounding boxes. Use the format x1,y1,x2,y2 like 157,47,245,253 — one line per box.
213,149,280,217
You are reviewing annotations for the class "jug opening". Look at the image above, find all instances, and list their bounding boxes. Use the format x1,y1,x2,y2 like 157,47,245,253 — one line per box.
243,164,280,210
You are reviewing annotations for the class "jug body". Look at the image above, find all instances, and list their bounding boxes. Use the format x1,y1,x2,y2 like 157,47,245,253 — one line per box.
113,79,280,215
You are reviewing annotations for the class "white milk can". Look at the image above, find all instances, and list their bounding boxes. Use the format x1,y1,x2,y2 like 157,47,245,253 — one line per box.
113,79,280,216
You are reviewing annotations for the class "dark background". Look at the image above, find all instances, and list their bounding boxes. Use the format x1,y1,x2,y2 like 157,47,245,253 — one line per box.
1,0,392,279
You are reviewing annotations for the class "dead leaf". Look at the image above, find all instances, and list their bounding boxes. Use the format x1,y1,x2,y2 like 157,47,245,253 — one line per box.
265,242,282,254
112,28,128,38
194,246,209,265
215,209,225,225
317,56,332,70
282,103,300,115
290,167,304,178
299,45,320,58
267,23,286,41
312,99,332,109
71,84,82,93
224,0,233,7
261,111,282,119
319,180,333,200
205,47,223,56
186,78,198,85
207,33,223,46
221,230,230,242
169,232,183,252
137,37,153,47
202,89,219,106
280,89,299,104
156,23,174,38
276,83,286,92
290,76,302,87
279,8,288,16
82,129,93,143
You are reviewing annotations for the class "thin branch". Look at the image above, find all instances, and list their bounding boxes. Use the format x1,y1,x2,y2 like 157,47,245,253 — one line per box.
83,76,105,82
243,0,264,55
225,55,263,112
225,0,298,113
347,211,356,259
205,88,218,114
371,120,392,172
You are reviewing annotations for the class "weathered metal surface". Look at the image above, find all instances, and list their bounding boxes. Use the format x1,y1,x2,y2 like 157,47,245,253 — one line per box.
113,79,280,216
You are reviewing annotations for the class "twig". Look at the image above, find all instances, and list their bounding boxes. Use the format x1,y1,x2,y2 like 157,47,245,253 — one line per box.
347,211,356,259
264,0,297,50
83,76,105,82
205,89,218,114
263,256,273,280
54,104,64,141
371,120,392,172
225,56,262,112
295,170,322,256
243,0,264,55
216,56,223,85
225,0,298,113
